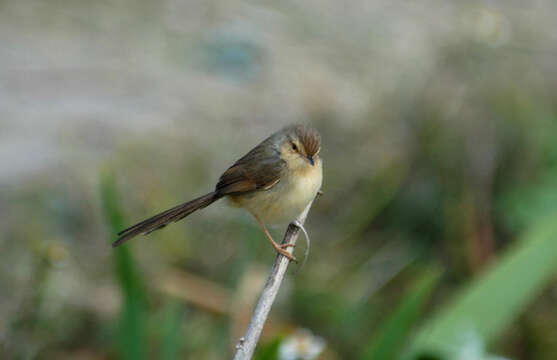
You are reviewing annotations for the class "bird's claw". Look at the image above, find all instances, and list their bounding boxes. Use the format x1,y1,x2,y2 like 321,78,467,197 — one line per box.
276,247,297,263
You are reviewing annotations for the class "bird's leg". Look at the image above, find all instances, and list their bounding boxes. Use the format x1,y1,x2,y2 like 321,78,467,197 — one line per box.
253,214,297,263
291,220,311,271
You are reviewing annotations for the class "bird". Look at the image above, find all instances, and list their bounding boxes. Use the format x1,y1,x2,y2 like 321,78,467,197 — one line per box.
112,124,323,262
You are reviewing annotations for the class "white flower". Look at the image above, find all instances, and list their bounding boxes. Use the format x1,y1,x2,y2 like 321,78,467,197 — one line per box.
278,328,326,360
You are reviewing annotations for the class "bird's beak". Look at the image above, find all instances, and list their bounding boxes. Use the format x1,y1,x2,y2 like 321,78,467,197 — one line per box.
307,155,315,166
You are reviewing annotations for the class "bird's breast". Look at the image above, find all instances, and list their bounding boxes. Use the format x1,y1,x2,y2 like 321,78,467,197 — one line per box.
230,159,322,225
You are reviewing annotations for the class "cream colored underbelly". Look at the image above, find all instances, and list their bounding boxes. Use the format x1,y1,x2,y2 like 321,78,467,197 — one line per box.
229,161,322,225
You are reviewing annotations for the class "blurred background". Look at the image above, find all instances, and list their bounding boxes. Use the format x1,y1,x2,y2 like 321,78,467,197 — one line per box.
2,1,557,359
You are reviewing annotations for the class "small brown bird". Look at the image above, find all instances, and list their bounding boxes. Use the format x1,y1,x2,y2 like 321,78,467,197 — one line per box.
113,124,322,262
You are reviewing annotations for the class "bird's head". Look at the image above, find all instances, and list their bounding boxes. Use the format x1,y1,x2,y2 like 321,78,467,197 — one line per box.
279,125,321,170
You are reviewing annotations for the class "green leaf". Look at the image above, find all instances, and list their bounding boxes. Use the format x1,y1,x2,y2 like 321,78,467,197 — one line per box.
359,268,442,360
407,214,557,359
100,169,148,360
161,301,185,360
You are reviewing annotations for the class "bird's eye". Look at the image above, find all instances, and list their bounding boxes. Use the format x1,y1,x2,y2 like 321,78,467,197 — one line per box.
291,143,298,151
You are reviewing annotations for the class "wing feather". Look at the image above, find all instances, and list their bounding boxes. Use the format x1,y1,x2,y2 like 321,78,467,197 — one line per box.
216,140,285,196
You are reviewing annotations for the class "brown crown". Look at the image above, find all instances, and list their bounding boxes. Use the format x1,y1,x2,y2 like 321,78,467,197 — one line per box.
294,125,321,157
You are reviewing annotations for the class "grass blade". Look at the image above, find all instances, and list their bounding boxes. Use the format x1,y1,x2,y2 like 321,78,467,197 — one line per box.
407,215,557,359
359,268,442,360
161,301,185,360
100,169,148,360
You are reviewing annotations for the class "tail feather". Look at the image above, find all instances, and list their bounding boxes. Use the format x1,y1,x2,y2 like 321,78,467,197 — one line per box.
113,192,219,247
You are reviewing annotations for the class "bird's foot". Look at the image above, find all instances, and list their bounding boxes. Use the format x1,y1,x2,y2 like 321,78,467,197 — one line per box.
275,247,297,263
280,243,295,249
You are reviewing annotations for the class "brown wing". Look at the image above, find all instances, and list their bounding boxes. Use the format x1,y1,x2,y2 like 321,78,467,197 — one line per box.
216,141,286,196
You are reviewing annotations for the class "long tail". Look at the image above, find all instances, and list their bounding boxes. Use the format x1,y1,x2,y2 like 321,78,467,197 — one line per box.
112,192,220,247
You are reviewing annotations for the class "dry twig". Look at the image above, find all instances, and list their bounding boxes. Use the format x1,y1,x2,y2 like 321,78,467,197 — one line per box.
232,198,316,360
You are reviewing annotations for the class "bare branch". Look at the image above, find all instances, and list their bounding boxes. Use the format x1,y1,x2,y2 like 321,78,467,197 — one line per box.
232,198,316,360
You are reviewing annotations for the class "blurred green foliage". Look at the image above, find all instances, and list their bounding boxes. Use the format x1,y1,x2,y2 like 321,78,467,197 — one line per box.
100,170,148,360
361,268,442,360
160,302,186,360
408,215,557,359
